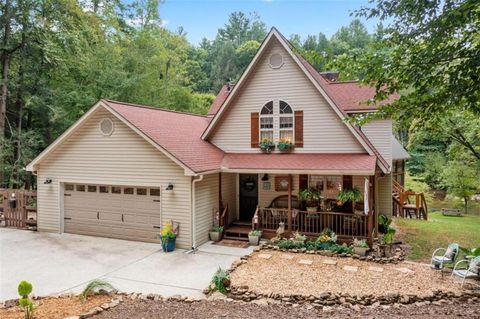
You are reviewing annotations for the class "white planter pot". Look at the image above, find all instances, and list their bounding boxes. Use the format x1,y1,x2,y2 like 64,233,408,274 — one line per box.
248,235,260,246
209,231,223,242
353,247,368,256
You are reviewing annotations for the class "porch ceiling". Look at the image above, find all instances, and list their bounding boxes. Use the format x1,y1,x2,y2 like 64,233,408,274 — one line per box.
221,153,376,175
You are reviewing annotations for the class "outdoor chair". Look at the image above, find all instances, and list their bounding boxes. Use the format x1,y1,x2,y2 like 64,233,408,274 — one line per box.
452,256,480,287
431,243,460,269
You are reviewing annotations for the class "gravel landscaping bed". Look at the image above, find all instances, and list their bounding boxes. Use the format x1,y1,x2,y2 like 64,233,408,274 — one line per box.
93,298,480,319
229,251,464,298
0,295,111,319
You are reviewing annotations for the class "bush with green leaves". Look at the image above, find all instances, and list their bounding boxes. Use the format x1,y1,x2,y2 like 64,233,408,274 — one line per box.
18,280,34,319
249,229,262,237
81,279,116,300
460,247,480,258
211,226,224,233
378,214,396,245
210,267,230,294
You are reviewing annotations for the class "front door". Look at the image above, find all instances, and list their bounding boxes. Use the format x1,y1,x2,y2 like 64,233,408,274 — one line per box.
239,174,258,221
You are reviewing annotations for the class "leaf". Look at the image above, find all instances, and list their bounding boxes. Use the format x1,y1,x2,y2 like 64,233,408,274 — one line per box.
18,281,32,297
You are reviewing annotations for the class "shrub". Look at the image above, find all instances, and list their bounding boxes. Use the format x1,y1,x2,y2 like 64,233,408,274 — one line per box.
18,280,34,319
317,228,337,244
249,229,262,237
352,238,369,248
81,279,116,301
211,226,224,233
277,239,303,249
210,267,230,294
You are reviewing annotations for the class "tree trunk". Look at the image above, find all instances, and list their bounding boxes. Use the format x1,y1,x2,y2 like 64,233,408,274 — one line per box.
464,197,468,214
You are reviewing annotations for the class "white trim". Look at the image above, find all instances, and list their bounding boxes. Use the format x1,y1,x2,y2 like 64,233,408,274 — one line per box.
201,28,383,172
220,168,375,176
26,100,196,176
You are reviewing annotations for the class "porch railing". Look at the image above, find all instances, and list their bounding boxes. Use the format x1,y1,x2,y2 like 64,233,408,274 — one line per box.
252,207,374,245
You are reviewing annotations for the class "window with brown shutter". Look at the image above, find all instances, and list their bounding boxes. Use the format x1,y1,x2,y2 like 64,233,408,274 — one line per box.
294,110,303,147
251,112,259,147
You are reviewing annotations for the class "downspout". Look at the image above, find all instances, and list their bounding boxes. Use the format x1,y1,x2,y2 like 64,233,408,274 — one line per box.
188,174,204,253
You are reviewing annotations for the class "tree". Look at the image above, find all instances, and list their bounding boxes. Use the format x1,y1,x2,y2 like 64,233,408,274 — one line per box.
442,163,480,213
353,0,480,121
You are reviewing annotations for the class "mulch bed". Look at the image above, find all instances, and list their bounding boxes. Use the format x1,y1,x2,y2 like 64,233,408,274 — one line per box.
0,295,111,319
92,298,480,319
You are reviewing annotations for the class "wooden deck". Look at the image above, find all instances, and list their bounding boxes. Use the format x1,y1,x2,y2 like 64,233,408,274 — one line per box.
392,180,428,220
224,224,250,241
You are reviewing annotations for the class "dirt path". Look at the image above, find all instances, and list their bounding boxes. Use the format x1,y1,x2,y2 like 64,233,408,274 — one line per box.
94,299,480,319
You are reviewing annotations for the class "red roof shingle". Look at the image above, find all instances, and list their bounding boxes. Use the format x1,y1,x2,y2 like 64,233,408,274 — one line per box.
104,100,224,173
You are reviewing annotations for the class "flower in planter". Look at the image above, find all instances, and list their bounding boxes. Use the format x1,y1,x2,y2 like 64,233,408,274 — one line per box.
277,138,294,151
160,221,177,252
259,138,275,153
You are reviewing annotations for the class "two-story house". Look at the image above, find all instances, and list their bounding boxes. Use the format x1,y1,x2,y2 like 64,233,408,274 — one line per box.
26,28,409,249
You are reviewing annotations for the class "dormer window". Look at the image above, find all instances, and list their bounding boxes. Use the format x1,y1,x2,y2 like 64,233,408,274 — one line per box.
279,101,293,141
260,101,274,140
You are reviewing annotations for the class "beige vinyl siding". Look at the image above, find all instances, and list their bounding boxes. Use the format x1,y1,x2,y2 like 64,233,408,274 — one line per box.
221,173,238,224
362,120,393,168
194,173,219,246
210,38,365,154
258,174,300,208
36,107,193,248
375,171,392,217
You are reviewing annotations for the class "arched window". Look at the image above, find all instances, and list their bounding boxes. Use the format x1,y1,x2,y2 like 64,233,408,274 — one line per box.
259,101,274,141
279,100,293,141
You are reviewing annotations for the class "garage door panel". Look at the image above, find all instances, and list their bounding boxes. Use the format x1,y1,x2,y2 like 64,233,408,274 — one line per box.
64,184,161,243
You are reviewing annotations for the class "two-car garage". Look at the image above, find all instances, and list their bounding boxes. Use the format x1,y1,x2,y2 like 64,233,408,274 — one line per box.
63,184,161,243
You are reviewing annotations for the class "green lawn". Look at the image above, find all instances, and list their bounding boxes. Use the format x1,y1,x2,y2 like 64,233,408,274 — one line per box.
394,212,480,261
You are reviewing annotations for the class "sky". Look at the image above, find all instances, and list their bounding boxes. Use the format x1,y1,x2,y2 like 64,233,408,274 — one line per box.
159,0,378,45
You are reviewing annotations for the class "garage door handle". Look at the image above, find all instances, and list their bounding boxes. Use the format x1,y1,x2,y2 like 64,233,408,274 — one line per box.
153,199,160,202
64,217,72,220
153,226,160,229
121,214,124,222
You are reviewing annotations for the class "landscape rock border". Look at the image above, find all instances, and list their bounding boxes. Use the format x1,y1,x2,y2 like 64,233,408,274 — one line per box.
223,246,480,308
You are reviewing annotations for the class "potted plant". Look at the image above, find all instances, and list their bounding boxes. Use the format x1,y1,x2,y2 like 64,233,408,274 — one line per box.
248,229,262,246
378,214,396,257
352,238,369,256
298,187,321,212
292,231,307,246
337,187,363,213
259,138,275,153
209,226,224,242
160,222,177,252
277,138,293,152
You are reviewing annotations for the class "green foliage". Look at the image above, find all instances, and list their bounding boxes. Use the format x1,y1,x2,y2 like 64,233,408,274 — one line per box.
259,138,275,153
210,267,230,294
211,226,224,233
292,231,307,243
337,187,362,204
249,229,262,237
81,279,116,301
378,215,396,245
352,238,369,248
317,228,337,244
442,163,480,213
298,187,321,207
17,281,34,319
460,247,480,258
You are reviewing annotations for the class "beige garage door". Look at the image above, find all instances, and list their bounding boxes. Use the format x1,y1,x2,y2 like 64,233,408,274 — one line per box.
64,184,161,243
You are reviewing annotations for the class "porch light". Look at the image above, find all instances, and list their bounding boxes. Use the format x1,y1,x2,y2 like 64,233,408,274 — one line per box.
165,183,174,191
261,174,269,181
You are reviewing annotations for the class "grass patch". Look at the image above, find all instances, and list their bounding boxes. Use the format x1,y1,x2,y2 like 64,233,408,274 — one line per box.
394,212,480,261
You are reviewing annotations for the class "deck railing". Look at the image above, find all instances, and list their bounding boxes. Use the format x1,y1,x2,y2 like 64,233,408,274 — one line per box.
0,189,37,229
252,207,374,245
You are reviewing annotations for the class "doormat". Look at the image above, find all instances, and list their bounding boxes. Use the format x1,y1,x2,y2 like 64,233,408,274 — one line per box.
213,239,250,248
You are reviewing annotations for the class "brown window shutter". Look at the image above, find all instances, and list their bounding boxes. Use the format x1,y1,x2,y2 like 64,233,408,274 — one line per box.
299,174,309,191
342,175,353,190
251,112,259,148
294,111,303,147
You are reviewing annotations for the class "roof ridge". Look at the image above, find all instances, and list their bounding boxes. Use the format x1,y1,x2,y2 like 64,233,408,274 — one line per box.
102,99,208,118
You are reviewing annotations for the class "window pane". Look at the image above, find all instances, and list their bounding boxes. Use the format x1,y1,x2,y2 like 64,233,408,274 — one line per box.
261,101,273,114
76,185,85,192
260,117,273,129
111,186,121,194
150,188,160,196
280,101,292,114
279,116,293,128
137,188,147,195
88,185,97,192
280,130,293,141
99,186,109,193
124,187,134,195
65,184,74,191
260,131,273,141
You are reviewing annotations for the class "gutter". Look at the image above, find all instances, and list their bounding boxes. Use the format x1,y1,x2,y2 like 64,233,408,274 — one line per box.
187,175,204,253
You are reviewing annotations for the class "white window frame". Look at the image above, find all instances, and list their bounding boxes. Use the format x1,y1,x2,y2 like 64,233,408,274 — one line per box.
278,100,294,143
259,101,274,141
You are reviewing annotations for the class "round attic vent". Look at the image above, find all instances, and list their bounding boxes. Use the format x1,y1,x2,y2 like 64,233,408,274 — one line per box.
268,53,284,69
99,118,114,136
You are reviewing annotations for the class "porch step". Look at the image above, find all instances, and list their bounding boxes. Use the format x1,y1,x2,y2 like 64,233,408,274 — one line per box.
224,225,250,241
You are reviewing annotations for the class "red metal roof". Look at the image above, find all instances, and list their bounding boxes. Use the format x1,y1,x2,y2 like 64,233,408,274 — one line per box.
222,153,377,173
104,100,224,173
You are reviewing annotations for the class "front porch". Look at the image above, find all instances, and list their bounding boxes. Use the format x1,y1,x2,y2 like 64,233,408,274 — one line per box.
219,172,377,246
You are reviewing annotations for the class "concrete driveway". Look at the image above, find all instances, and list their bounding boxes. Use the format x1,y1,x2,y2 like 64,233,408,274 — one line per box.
0,228,252,301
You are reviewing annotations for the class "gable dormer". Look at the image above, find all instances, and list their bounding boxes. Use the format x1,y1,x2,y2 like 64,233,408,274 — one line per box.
203,32,366,155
